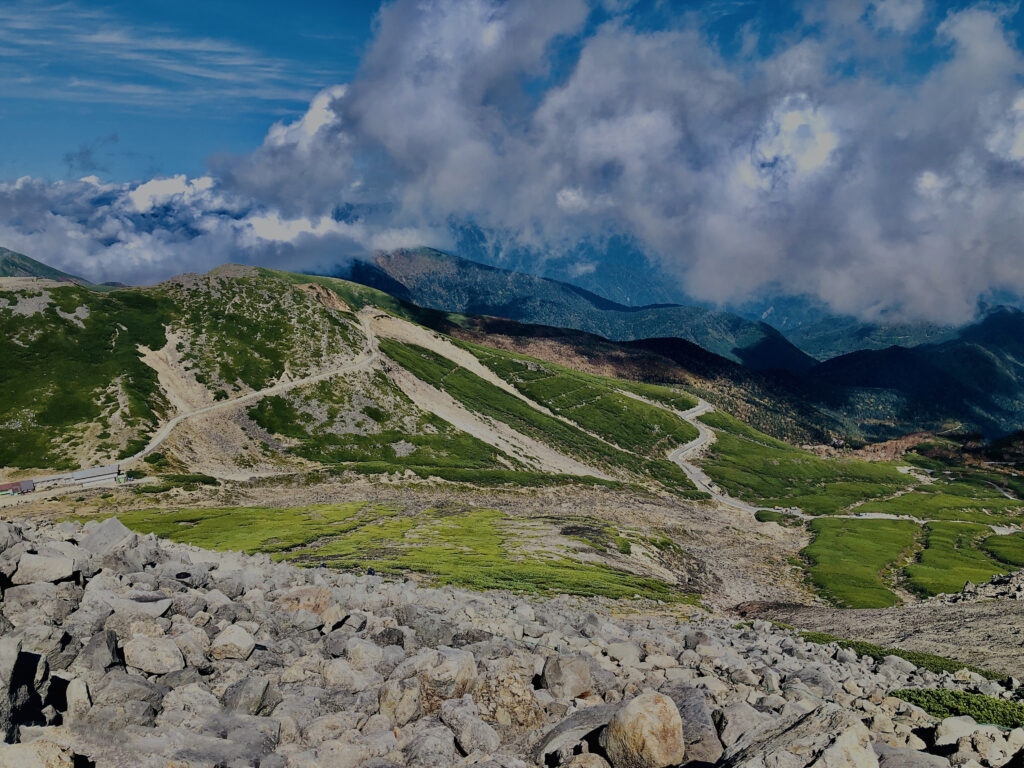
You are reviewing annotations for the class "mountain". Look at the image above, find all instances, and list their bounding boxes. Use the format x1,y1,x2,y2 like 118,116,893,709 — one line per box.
731,294,959,360
331,248,817,373
0,247,95,286
801,307,1024,438
786,316,958,360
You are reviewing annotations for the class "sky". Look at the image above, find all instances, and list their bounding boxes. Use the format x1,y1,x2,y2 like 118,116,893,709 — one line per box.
3,0,1024,324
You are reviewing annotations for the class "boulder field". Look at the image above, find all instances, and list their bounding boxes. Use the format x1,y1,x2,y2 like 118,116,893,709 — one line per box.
0,516,1018,767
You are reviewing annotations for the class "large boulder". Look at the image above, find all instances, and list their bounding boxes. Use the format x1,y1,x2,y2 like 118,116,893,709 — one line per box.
78,517,134,556
874,743,950,767
0,739,76,766
541,655,594,700
419,647,477,714
123,636,185,675
605,691,686,768
721,704,878,768
440,694,501,754
12,555,76,585
4,583,58,626
659,682,723,764
0,638,21,742
210,625,255,660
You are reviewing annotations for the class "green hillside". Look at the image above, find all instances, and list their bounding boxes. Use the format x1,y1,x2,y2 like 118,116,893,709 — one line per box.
0,247,99,286
6,254,1024,611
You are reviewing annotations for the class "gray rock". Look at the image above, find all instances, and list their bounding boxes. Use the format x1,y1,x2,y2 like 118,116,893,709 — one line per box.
210,625,256,660
0,739,78,766
65,678,91,722
70,630,119,675
714,701,773,749
395,604,455,647
380,677,421,727
12,555,76,585
4,583,58,626
402,724,459,768
541,655,594,700
874,742,950,767
0,637,21,742
107,592,173,619
934,714,980,747
419,647,477,714
532,705,616,763
607,641,643,666
123,635,185,675
660,682,723,764
440,694,501,754
79,517,134,556
222,675,270,715
721,703,878,768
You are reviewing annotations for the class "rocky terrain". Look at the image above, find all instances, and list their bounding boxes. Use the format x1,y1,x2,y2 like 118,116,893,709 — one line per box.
0,518,1021,768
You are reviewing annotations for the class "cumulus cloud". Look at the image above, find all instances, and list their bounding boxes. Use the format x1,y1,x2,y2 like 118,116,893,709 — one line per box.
6,0,1024,323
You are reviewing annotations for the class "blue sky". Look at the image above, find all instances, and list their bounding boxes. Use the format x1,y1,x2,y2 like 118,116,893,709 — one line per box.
4,0,1024,324
0,0,379,180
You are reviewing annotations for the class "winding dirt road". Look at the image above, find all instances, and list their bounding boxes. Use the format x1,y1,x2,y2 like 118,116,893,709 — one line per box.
125,311,381,465
642,395,1021,533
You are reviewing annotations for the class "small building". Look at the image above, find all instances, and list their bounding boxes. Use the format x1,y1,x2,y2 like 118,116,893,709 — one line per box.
72,464,120,487
0,480,34,495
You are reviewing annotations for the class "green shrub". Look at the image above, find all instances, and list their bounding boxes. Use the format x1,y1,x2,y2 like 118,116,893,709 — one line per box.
163,473,219,487
891,689,1024,728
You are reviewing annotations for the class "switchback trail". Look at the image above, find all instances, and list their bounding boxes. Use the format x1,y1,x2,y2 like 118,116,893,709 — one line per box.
126,310,381,465
635,393,1022,534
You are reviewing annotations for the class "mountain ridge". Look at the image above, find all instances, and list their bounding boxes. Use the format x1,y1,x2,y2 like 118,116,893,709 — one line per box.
331,247,818,374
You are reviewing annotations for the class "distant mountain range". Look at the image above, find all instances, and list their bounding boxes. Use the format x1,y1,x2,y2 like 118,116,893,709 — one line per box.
326,247,1024,439
330,248,818,373
802,307,1024,438
8,243,1024,440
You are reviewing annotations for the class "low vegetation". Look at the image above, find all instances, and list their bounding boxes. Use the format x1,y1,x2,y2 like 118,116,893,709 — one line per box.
380,338,705,496
1,285,172,468
802,518,919,608
698,411,908,515
905,522,1011,596
108,503,698,603
892,689,1024,728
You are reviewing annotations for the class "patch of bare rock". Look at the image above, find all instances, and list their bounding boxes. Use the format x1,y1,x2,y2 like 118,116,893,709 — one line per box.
0,517,1018,767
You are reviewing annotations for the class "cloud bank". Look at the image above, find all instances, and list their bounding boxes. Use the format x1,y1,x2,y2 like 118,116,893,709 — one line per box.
5,0,1024,323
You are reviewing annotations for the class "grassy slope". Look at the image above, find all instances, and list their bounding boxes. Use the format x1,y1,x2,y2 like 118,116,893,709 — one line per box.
699,411,908,514
802,518,919,608
0,285,172,468
905,522,1011,596
380,338,704,495
110,503,697,603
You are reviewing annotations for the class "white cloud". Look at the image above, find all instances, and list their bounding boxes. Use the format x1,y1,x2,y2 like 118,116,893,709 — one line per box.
987,93,1024,162
915,170,946,196
7,1,1024,325
127,175,214,212
243,213,345,243
265,85,348,152
872,0,924,33
752,95,839,186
